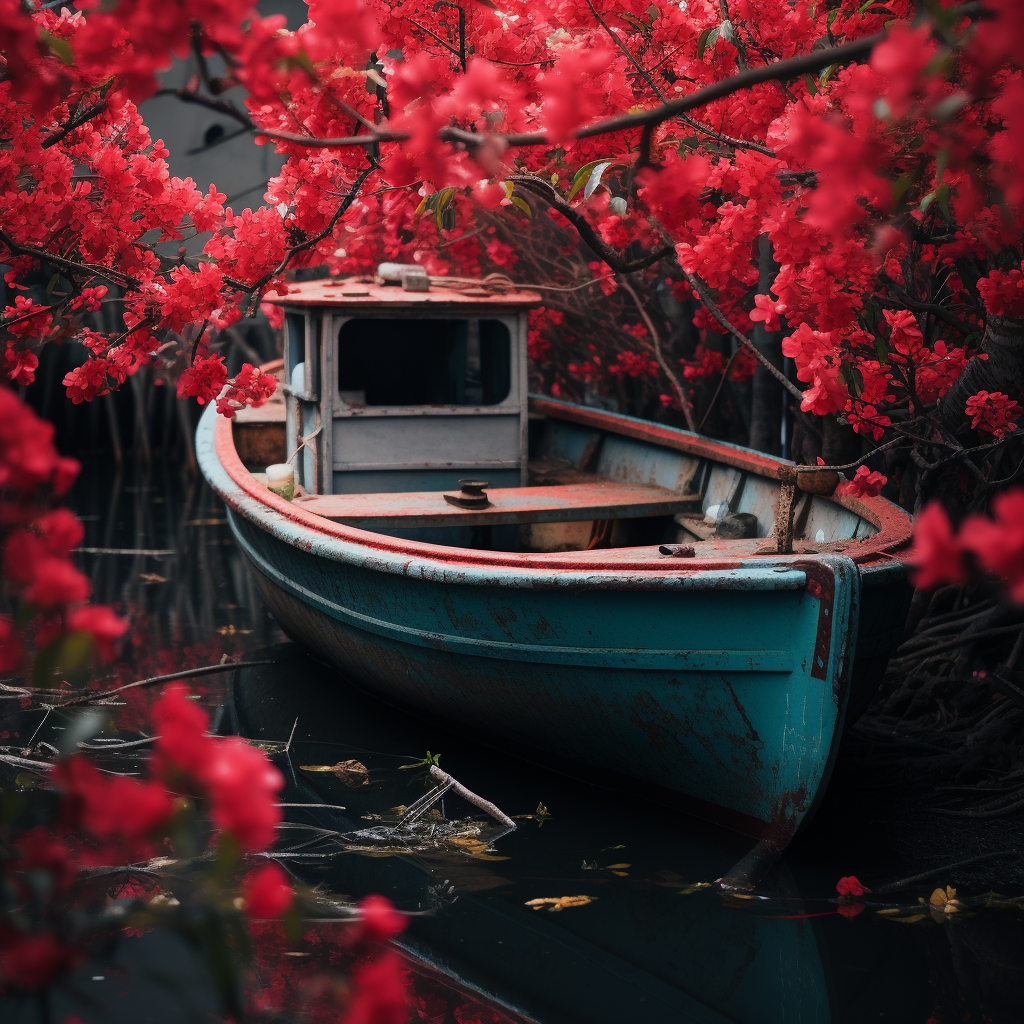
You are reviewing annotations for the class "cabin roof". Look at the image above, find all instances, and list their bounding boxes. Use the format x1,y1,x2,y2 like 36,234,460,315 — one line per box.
266,279,543,309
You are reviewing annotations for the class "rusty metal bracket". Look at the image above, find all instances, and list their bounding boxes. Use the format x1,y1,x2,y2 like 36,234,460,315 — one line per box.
775,467,797,555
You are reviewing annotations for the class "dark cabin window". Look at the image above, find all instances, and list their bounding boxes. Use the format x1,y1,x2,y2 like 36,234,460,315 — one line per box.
337,318,511,406
285,312,304,378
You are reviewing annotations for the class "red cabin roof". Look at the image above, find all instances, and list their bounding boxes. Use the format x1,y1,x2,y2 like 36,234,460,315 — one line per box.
266,278,543,309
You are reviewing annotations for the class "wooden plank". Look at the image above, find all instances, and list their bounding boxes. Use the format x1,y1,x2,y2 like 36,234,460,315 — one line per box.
293,482,697,529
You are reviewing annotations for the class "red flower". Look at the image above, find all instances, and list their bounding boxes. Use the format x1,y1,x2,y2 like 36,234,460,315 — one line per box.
66,604,128,660
343,949,408,1024
242,862,293,918
960,488,1024,603
22,555,92,608
836,875,865,897
836,466,887,499
153,682,216,779
964,390,1020,441
353,895,407,946
0,615,23,673
13,827,75,893
153,685,283,850
909,503,969,592
177,354,228,406
0,931,80,991
204,737,283,851
55,755,174,854
749,293,785,333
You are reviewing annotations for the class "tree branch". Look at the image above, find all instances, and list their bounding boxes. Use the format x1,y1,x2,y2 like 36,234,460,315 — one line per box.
677,264,805,402
0,229,140,290
222,162,376,294
618,275,696,431
510,175,672,273
42,99,108,149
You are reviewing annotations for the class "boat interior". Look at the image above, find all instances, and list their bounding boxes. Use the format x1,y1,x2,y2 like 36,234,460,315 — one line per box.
234,370,880,559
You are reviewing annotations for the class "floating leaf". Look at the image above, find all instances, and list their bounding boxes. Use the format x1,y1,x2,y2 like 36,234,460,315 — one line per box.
301,760,370,787
605,863,631,870
525,895,596,912
451,835,510,861
678,882,712,895
139,573,167,583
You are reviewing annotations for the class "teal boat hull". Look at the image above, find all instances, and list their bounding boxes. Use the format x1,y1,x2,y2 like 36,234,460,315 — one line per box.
198,399,911,845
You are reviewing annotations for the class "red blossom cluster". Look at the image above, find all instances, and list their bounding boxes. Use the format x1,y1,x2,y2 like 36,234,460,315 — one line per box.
1,0,1022,444
835,466,887,499
964,390,1020,440
911,489,1024,601
0,387,125,673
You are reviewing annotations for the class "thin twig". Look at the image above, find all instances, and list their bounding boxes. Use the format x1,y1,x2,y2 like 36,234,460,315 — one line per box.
618,276,696,431
54,660,275,710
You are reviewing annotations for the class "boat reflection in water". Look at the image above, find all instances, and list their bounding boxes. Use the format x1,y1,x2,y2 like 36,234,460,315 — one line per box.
231,648,930,1024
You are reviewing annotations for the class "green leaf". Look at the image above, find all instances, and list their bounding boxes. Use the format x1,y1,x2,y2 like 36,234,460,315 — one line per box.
874,333,889,365
826,10,838,45
804,74,817,97
935,148,948,185
56,710,106,758
697,25,720,60
583,161,615,201
434,186,456,233
892,172,916,207
567,159,605,202
509,195,532,218
46,275,59,295
290,49,316,75
39,30,73,67
819,63,838,87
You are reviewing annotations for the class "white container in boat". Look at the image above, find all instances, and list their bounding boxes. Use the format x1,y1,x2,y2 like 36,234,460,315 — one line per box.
266,463,294,501
704,502,729,525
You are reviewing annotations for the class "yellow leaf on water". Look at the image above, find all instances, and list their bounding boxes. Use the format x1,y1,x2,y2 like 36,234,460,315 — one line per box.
525,895,596,912
610,871,629,877
139,573,167,583
605,863,631,870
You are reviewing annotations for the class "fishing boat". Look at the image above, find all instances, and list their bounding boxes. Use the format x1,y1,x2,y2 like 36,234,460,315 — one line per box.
197,269,913,865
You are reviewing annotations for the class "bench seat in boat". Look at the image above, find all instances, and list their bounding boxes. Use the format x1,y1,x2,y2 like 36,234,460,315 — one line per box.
293,481,699,530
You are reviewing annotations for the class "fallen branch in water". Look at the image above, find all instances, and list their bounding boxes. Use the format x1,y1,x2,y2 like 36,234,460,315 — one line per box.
428,765,516,829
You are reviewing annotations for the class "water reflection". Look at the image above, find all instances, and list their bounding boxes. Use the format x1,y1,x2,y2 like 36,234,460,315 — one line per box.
24,465,1024,1024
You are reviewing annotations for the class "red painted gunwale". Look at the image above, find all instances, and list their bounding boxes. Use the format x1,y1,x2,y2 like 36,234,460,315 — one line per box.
214,381,912,575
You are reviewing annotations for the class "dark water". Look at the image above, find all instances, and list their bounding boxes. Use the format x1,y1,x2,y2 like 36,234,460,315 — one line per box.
10,460,1024,1023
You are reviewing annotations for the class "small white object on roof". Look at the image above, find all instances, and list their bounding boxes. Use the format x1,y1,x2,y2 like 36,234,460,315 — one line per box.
815,529,826,543
376,262,430,292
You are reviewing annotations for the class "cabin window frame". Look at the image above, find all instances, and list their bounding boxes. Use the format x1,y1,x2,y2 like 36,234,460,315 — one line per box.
283,310,320,402
329,312,522,417
322,308,529,493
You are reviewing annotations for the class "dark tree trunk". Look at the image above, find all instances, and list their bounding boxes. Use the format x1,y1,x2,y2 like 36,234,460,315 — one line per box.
938,314,1024,440
822,414,862,466
749,234,783,455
